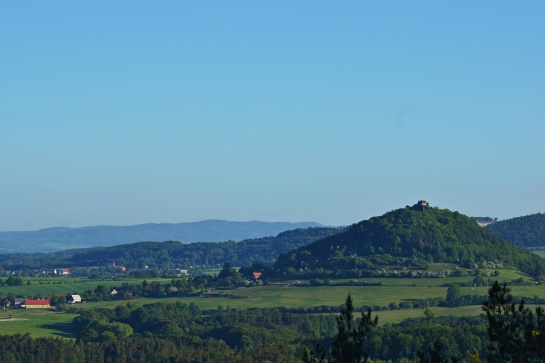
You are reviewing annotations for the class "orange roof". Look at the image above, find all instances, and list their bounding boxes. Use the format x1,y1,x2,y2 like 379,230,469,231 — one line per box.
25,300,50,305
252,272,262,278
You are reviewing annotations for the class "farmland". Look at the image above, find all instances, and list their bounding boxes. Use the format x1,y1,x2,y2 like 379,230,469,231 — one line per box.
2,270,545,339
0,277,172,297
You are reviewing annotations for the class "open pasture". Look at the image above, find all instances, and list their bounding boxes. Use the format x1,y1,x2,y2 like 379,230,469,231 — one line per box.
0,309,78,338
73,283,492,311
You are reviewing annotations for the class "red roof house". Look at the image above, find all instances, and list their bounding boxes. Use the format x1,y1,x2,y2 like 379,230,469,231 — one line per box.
252,272,262,279
24,299,51,309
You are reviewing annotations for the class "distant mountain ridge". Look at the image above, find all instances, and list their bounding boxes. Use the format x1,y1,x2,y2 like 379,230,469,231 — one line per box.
0,226,343,271
0,220,324,253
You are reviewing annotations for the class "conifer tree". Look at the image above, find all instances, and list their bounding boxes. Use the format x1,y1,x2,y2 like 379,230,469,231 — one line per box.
483,281,545,362
330,293,378,363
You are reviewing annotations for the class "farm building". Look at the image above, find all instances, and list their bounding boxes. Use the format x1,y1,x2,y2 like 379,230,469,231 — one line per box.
24,299,51,309
67,295,82,303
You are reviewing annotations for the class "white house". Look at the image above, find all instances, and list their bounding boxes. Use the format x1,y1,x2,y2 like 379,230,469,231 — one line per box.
67,294,82,303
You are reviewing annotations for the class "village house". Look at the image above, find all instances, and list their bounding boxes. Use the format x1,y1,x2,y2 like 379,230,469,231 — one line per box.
59,268,70,276
252,272,262,280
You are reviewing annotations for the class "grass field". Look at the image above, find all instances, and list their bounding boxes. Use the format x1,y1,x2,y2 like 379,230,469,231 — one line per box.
0,309,78,338
0,278,173,298
73,281,545,312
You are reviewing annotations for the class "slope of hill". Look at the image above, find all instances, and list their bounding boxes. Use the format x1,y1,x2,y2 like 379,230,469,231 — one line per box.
274,202,545,277
0,226,345,270
484,213,545,248
0,220,324,253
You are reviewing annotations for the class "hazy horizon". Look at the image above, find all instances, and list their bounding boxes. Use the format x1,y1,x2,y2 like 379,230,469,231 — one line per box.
2,1,544,231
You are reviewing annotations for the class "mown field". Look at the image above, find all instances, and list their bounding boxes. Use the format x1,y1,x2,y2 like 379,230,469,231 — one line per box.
0,309,78,338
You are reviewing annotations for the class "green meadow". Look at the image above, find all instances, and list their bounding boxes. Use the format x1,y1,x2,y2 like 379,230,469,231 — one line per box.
0,309,78,338
74,278,545,313
0,278,172,298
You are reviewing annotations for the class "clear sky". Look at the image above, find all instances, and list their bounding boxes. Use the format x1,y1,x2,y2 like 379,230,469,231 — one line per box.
1,1,544,231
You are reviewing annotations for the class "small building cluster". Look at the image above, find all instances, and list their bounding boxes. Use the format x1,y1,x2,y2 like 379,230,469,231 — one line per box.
1,294,83,310
113,261,126,272
40,268,70,276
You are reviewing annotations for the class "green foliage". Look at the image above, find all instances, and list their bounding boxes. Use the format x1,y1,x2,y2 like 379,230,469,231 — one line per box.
417,337,458,363
485,213,545,248
0,334,82,363
482,281,545,362
305,293,378,363
446,285,462,307
4,275,24,286
275,206,545,277
331,294,378,363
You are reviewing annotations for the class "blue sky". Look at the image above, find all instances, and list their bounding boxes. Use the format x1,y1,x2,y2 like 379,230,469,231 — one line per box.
1,1,544,231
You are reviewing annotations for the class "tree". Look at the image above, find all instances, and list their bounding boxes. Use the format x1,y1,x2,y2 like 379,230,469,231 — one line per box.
7,292,15,306
446,285,462,307
423,308,435,327
466,348,482,363
218,262,237,279
217,262,245,287
5,275,23,286
304,294,378,363
482,281,545,362
330,293,378,363
418,337,458,363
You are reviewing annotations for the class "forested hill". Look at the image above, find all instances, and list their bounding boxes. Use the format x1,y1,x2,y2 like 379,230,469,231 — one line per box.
0,220,324,253
484,213,545,248
274,203,545,277
0,227,344,270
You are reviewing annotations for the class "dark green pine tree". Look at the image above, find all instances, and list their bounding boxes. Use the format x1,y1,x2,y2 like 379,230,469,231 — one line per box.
483,281,545,362
330,293,378,363
418,337,460,363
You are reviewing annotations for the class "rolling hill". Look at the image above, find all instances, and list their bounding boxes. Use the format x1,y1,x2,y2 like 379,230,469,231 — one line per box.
484,213,545,248
274,202,545,277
